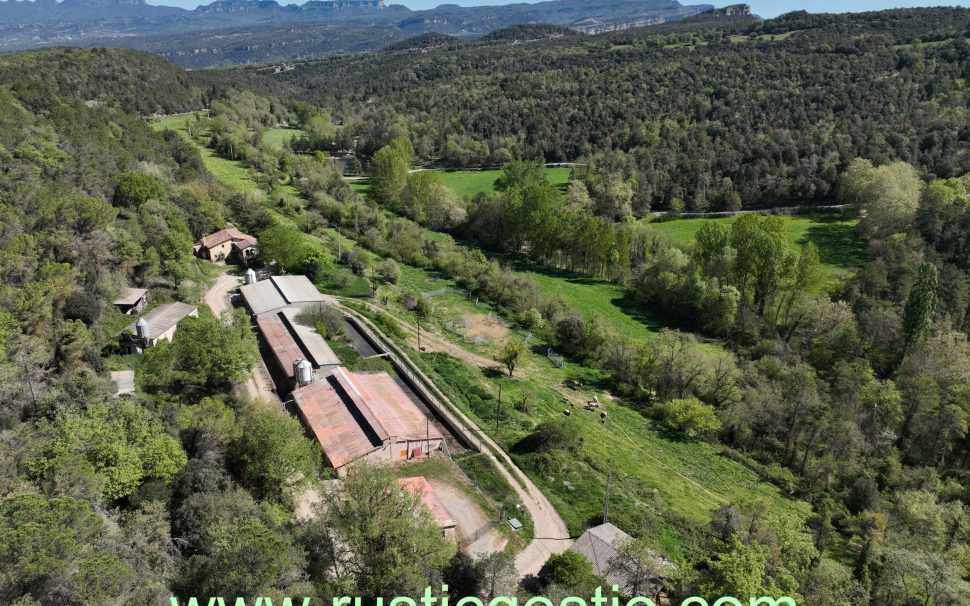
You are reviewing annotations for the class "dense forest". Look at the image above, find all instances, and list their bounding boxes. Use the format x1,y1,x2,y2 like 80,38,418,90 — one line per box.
246,8,970,211
0,51,474,605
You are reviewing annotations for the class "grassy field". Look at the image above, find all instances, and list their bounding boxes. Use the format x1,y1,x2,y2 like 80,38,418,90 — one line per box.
151,114,303,200
437,167,572,197
151,114,263,196
347,167,573,200
363,272,811,559
261,127,303,151
648,214,867,273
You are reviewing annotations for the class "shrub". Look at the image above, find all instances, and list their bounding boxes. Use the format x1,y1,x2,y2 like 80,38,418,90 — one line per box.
653,398,721,438
113,172,165,208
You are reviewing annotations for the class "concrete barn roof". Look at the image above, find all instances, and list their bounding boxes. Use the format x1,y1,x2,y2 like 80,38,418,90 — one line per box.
240,275,327,316
291,368,442,470
397,477,456,530
113,288,147,306
273,275,327,306
129,302,197,340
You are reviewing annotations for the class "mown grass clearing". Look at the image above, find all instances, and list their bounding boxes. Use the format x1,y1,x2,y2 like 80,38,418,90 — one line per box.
348,167,573,200
151,113,262,197
437,167,572,197
648,214,867,273
261,126,303,150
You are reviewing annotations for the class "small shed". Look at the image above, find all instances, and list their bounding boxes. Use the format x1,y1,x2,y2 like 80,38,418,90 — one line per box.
123,302,198,353
397,477,457,537
570,522,672,597
112,288,148,316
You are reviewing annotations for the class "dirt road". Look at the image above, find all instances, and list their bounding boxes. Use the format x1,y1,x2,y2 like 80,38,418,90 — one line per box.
427,477,508,556
202,267,280,404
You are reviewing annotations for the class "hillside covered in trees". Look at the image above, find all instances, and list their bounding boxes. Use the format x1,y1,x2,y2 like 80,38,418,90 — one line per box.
252,8,970,212
4,6,970,604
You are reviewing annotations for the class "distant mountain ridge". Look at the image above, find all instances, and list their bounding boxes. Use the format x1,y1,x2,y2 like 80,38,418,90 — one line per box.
0,0,718,65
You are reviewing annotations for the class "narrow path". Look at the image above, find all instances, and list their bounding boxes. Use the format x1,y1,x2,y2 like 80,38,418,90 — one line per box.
202,266,280,404
340,306,572,578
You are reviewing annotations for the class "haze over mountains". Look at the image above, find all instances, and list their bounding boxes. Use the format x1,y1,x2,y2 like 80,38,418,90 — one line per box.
0,0,722,66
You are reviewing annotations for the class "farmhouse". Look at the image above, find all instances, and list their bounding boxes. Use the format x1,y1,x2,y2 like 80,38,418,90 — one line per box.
256,306,341,391
240,274,329,316
112,288,148,315
291,367,443,476
195,228,258,264
122,302,198,353
396,476,457,537
570,522,671,597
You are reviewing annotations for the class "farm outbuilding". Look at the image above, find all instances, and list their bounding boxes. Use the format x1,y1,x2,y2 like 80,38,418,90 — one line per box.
291,367,444,476
195,228,258,264
240,275,329,316
256,306,341,391
122,302,198,353
397,476,457,538
570,522,671,597
112,288,148,316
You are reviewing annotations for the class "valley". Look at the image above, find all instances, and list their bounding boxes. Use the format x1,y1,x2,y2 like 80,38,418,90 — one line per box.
2,7,970,605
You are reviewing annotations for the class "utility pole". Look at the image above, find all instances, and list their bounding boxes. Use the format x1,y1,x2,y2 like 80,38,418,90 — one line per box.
603,472,612,524
416,321,421,351
495,381,503,433
426,417,430,458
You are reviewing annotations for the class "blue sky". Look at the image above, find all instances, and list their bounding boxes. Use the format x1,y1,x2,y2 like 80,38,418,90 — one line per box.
148,0,970,18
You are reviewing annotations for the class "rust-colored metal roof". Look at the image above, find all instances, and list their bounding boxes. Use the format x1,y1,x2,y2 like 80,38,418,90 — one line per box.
397,477,456,529
291,368,442,469
256,313,305,379
348,369,442,443
257,310,340,378
292,377,382,469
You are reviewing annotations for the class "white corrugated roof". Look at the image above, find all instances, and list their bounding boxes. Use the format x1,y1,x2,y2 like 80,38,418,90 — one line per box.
129,302,197,339
240,275,327,316
280,307,342,368
272,275,327,306
240,279,287,316
113,288,147,306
